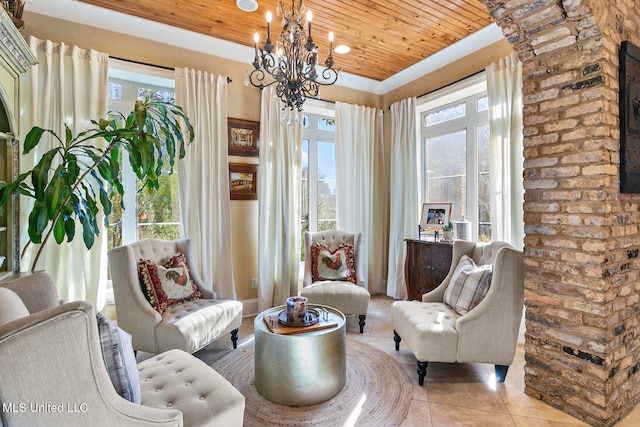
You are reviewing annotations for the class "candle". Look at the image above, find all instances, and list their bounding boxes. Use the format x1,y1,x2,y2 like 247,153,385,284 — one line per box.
266,11,272,41
253,32,259,61
307,10,312,38
328,32,334,52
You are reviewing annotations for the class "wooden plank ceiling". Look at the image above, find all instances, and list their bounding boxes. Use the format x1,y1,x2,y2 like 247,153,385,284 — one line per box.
78,0,494,82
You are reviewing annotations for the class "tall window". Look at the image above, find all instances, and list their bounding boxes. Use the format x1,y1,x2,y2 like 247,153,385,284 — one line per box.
106,71,181,250
419,74,491,241
300,113,336,258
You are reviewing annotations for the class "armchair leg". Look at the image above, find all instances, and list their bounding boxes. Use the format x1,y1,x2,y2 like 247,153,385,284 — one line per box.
358,315,366,333
393,330,401,351
417,361,428,386
230,328,239,349
495,364,509,383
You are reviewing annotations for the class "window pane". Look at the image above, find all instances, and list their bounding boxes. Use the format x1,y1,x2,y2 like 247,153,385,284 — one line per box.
317,140,336,224
108,82,123,100
138,86,175,103
425,102,465,126
477,96,488,112
301,139,310,250
477,124,490,241
317,118,335,132
425,130,466,221
136,173,181,241
425,131,466,177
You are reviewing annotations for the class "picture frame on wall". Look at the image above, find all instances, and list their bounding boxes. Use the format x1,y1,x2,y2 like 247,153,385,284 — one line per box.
228,118,259,157
229,163,258,200
419,202,452,230
619,41,640,193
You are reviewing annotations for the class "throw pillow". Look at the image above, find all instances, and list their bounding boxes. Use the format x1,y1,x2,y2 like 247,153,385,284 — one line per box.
311,243,357,283
0,287,30,326
443,255,493,315
138,253,202,314
96,312,141,404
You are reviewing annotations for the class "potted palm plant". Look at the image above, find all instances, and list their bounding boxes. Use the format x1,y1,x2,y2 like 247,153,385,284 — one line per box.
0,98,194,271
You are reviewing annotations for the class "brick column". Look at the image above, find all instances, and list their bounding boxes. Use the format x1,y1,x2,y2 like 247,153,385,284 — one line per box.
478,1,640,425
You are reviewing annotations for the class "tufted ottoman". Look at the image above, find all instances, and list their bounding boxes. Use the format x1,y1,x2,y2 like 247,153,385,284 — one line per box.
138,349,245,426
391,300,461,363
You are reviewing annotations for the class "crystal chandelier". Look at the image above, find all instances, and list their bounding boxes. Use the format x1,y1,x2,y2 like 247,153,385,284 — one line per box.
249,0,339,111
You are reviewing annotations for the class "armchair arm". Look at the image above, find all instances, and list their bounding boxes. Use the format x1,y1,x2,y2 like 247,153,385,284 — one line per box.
108,245,163,353
0,271,60,313
0,301,182,426
455,246,524,364
422,240,476,302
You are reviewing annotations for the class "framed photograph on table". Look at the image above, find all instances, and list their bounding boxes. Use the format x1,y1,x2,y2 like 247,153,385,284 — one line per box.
229,163,258,200
419,202,452,230
228,118,259,157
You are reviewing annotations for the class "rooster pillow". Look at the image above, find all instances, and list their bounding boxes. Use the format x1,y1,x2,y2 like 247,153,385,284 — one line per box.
311,243,357,283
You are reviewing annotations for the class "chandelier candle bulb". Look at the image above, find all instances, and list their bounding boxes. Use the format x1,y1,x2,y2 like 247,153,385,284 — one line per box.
266,11,272,42
253,32,259,60
307,10,312,39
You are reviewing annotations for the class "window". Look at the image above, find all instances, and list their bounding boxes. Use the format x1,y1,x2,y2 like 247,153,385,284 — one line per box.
418,74,490,242
106,67,181,250
300,112,336,259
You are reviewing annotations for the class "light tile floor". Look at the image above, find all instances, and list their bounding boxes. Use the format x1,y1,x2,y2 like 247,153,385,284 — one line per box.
194,295,640,427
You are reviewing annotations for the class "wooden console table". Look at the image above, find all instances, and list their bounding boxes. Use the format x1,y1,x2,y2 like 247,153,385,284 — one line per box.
404,239,453,301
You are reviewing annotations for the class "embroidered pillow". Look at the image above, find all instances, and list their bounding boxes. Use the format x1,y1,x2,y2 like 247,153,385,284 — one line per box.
311,243,357,283
443,255,493,315
138,253,202,314
96,312,141,404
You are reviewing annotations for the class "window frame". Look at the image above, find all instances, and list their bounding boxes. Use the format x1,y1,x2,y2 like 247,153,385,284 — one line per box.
416,73,489,242
300,100,336,260
107,61,177,247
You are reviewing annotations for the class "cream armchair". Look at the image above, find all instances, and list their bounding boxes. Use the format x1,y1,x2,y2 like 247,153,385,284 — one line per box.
392,240,524,385
300,230,370,333
0,272,245,426
108,238,243,354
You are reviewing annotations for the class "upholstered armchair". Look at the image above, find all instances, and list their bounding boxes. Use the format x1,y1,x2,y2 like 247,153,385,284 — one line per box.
108,238,243,354
0,271,245,426
300,230,370,333
392,240,524,385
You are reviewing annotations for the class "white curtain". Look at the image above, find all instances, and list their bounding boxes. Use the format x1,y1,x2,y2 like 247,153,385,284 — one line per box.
257,87,303,311
175,69,236,298
386,97,417,299
19,37,109,308
335,102,386,294
486,53,524,250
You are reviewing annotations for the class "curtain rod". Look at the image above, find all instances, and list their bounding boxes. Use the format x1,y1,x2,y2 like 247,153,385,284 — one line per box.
415,69,483,100
109,55,233,83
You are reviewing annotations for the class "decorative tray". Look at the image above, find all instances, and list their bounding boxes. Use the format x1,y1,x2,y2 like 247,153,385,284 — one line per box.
277,308,320,327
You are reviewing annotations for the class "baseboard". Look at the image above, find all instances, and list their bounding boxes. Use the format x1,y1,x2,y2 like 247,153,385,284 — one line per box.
242,298,259,317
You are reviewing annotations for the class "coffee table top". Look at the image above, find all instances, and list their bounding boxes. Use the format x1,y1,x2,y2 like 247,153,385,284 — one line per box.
255,304,345,336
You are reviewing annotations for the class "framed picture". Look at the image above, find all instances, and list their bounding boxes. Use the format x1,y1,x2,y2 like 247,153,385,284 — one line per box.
228,118,259,157
419,202,452,230
229,163,258,200
619,41,640,193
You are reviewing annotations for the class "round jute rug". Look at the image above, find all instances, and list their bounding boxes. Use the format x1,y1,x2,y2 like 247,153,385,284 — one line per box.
210,338,413,427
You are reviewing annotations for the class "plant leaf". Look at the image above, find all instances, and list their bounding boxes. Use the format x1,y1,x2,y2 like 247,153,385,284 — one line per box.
28,202,48,243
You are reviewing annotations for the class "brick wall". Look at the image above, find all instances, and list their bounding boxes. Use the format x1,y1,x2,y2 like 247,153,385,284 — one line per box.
478,0,640,425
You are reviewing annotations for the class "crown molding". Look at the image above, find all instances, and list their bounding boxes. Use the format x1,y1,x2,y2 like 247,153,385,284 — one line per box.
25,0,503,95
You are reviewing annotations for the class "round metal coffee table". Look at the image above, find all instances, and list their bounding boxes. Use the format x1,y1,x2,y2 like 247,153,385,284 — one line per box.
254,304,346,406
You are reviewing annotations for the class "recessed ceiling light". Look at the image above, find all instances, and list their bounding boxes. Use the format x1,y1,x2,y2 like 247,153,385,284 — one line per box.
236,0,258,12
334,45,350,54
